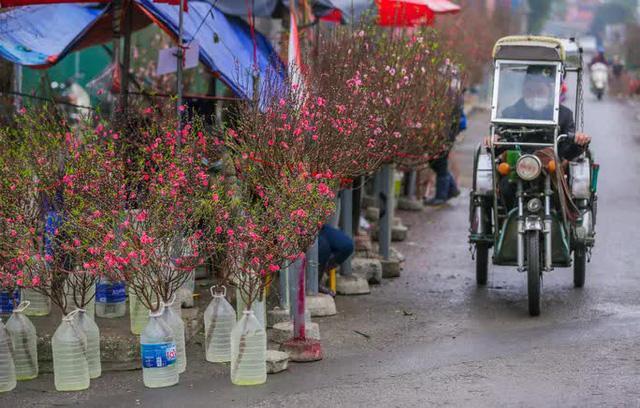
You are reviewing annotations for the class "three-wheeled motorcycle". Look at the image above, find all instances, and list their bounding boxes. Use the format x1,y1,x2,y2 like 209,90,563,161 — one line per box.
469,36,599,316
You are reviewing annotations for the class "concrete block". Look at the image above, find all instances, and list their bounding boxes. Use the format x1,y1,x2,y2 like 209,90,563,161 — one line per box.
365,207,380,222
352,257,383,284
267,307,290,328
270,321,320,344
381,259,402,278
266,350,289,374
392,224,409,242
391,247,406,263
397,197,424,211
306,294,337,317
182,307,202,341
335,274,370,295
280,338,323,362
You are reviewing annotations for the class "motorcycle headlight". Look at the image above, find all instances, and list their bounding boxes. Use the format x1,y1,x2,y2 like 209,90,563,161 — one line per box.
516,155,542,181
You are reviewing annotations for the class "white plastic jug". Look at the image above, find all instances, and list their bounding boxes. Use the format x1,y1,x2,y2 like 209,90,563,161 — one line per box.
204,286,236,363
230,310,266,386
52,309,90,391
5,302,38,380
21,289,50,317
129,288,150,335
160,296,186,374
75,310,101,379
0,320,16,392
140,307,178,388
95,278,126,318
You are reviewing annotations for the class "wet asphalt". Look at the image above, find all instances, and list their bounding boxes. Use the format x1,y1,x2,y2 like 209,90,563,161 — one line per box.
3,95,640,407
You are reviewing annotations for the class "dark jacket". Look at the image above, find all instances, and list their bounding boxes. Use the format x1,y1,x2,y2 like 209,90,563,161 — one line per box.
501,99,583,160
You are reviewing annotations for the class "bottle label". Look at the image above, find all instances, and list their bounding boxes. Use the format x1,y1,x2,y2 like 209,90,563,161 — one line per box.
141,342,177,368
96,282,126,304
0,290,20,314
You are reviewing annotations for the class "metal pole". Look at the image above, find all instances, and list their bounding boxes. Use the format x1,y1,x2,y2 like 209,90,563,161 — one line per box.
407,170,417,200
339,187,353,275
379,163,394,261
305,239,319,295
12,64,22,110
120,3,133,113
279,265,289,310
176,0,185,122
288,256,306,339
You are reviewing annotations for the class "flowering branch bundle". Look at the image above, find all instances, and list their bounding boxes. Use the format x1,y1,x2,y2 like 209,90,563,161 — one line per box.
308,23,461,170
223,89,338,308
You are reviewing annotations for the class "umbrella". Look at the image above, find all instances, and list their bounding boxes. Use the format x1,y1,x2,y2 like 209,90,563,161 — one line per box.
375,0,460,26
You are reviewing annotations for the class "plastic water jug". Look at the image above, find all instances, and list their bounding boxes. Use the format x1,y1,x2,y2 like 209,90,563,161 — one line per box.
140,307,178,388
235,288,266,330
21,289,50,316
95,278,126,318
0,320,16,392
5,302,38,380
64,282,95,319
0,290,20,315
75,310,101,379
52,310,90,391
230,310,266,386
160,297,186,374
204,286,235,363
129,289,150,335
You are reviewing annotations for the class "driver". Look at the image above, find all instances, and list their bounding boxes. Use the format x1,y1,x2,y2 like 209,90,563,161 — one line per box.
488,65,591,160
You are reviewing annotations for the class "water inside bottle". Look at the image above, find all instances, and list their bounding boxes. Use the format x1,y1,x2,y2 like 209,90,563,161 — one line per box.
52,310,90,391
5,302,38,380
140,308,179,388
230,310,267,386
161,297,186,373
204,286,236,363
0,320,16,393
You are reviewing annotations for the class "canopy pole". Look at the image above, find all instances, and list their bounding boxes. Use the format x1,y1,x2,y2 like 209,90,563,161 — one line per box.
176,0,185,128
120,1,133,114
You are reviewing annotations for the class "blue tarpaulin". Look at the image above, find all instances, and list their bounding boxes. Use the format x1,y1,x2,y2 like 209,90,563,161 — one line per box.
0,1,284,103
137,0,284,103
0,4,107,67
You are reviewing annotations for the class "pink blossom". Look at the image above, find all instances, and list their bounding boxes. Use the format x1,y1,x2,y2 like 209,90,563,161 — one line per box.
140,232,154,245
136,210,147,222
31,276,41,286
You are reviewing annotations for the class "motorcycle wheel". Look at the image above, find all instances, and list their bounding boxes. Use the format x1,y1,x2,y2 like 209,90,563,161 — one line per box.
597,90,603,100
574,245,587,288
526,231,541,316
476,243,489,286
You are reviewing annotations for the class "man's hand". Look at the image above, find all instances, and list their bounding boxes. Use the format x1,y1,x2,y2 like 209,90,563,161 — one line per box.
575,132,591,146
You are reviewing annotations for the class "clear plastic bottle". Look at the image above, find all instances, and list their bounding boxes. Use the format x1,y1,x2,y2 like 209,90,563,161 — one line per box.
64,283,95,320
160,297,186,374
52,310,90,391
21,289,50,317
75,310,101,379
0,320,16,392
95,278,126,319
140,307,178,388
5,302,38,380
204,286,236,363
230,310,266,386
129,289,150,335
0,290,20,316
235,288,266,330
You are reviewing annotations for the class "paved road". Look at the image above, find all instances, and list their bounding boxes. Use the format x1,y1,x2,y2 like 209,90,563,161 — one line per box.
3,96,640,407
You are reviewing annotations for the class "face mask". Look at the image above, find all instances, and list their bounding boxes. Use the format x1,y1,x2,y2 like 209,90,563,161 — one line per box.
524,97,549,111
